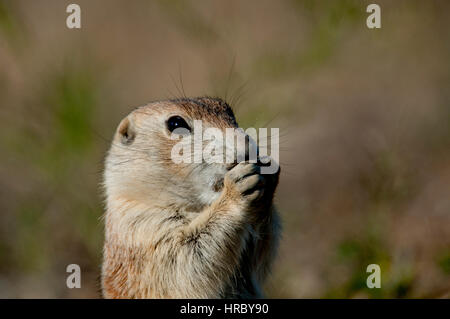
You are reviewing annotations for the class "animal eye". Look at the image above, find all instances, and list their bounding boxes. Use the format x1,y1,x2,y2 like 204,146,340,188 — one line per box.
167,116,191,133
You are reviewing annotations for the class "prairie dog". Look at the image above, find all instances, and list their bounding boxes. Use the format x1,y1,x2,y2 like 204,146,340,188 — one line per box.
101,97,281,298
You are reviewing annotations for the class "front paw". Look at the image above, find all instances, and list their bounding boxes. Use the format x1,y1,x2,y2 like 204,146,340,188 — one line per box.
223,160,279,209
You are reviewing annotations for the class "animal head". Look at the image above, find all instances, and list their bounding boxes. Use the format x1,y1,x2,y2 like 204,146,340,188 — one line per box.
104,97,253,211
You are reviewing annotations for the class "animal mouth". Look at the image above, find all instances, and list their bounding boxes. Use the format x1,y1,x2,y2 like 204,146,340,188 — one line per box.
213,162,237,192
212,176,224,192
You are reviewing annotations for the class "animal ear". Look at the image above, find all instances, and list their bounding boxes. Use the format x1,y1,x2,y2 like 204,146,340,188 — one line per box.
118,117,136,145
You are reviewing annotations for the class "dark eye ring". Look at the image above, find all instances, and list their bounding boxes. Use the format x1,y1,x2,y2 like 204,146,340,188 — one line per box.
167,116,191,133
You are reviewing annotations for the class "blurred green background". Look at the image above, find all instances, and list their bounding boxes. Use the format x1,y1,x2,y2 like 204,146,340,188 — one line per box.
0,0,449,298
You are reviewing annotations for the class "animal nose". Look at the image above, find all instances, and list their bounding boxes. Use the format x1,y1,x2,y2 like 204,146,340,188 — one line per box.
241,133,259,162
226,132,258,168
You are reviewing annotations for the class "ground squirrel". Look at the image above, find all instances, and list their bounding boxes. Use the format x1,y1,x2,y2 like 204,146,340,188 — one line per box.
101,97,281,298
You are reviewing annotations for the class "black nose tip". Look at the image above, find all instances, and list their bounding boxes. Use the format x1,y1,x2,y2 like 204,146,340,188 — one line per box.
257,155,271,167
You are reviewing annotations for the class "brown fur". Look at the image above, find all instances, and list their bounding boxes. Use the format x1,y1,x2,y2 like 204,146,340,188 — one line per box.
101,97,281,298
